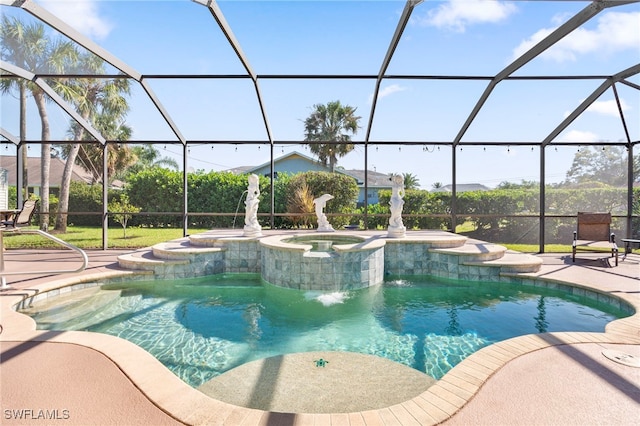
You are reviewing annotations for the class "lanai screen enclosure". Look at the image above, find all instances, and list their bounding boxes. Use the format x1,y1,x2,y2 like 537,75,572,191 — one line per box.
1,0,638,250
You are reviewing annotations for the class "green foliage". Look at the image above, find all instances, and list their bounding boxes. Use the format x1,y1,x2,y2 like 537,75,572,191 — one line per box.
304,100,361,172
286,171,358,228
188,170,264,228
564,146,631,187
125,167,184,227
27,168,640,244
378,189,450,230
402,172,420,190
108,195,141,238
355,202,389,230
67,181,104,226
286,181,316,228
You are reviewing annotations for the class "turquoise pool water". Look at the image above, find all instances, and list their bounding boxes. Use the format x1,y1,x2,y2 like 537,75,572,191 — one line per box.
24,275,628,388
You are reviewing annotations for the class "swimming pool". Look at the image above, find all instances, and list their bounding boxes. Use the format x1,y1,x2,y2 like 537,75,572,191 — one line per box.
22,274,628,388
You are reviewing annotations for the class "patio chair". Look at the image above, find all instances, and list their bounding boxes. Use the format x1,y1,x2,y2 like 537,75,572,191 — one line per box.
572,212,618,266
1,200,38,229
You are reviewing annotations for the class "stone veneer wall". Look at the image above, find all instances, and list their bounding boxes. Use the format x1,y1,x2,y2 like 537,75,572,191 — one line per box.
260,244,384,291
222,240,262,273
383,242,499,281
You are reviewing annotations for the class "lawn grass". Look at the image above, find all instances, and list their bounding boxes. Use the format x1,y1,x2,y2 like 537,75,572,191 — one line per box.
505,244,573,253
2,226,210,250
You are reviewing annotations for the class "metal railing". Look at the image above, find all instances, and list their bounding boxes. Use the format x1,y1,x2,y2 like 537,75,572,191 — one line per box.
0,229,89,289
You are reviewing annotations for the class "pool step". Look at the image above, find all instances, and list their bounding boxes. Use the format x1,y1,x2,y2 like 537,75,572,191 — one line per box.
117,248,190,271
431,242,508,262
463,251,543,273
25,287,122,327
152,240,224,260
115,231,543,279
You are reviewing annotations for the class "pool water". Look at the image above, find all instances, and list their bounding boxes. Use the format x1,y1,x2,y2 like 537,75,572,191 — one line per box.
24,275,628,388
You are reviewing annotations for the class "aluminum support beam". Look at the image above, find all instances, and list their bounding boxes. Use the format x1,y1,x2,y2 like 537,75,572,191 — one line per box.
453,1,609,147
542,63,640,146
195,0,274,144
1,61,106,144
16,0,141,80
12,0,186,145
0,127,19,145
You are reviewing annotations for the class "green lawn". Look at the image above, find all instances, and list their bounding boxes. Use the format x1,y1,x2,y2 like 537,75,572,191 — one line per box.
2,226,209,250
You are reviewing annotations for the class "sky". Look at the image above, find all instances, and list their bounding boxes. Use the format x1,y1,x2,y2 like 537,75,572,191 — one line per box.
1,0,639,190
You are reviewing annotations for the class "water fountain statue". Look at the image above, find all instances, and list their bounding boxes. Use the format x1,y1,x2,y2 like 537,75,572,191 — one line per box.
387,174,406,238
243,174,263,237
313,194,335,232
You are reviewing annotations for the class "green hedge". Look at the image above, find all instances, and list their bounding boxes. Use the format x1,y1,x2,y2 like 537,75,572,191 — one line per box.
50,173,640,241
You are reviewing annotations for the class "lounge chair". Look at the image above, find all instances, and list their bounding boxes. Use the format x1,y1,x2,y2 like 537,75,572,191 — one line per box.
572,212,618,266
1,200,38,229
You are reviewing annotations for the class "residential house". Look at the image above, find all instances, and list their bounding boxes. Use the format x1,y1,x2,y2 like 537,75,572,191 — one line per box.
0,156,93,199
231,151,393,205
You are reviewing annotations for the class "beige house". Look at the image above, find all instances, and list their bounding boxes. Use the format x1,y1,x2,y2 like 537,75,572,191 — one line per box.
0,156,93,198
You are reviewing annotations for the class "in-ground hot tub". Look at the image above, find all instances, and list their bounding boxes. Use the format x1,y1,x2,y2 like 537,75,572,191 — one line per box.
259,233,386,291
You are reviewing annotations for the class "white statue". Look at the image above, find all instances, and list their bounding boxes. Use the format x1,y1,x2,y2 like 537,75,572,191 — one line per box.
243,174,262,237
387,174,406,238
313,193,335,232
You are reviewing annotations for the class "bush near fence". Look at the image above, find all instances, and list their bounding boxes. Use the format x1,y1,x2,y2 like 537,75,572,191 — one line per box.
18,170,638,241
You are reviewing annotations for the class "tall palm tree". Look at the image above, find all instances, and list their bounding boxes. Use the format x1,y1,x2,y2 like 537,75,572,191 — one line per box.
303,100,360,172
402,172,420,190
68,116,135,184
0,16,78,229
123,144,179,178
56,53,131,231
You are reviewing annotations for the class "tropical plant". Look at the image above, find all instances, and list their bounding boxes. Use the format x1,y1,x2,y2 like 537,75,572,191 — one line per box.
56,53,132,231
303,100,360,172
108,195,140,239
123,144,179,178
1,16,79,229
286,181,315,228
402,172,420,189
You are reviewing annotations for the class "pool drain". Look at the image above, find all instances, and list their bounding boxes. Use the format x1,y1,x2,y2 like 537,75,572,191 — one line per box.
602,350,640,368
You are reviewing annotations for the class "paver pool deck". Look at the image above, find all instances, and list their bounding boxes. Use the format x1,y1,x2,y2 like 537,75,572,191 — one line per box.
1,235,639,425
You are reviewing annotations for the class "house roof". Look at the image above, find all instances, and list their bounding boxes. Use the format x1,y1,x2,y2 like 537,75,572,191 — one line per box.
340,169,392,188
0,156,93,187
239,151,321,175
432,184,491,192
230,151,392,189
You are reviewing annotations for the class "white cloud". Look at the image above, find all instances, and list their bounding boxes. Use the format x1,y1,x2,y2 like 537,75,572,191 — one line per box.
558,129,599,143
40,0,113,40
512,11,640,62
563,98,630,119
378,84,407,99
417,0,517,33
369,84,407,103
587,99,630,117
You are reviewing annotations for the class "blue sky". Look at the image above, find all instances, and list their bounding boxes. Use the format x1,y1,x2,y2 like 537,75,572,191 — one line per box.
1,0,639,189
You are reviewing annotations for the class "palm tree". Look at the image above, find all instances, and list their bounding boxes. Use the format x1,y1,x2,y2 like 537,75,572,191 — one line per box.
402,172,420,190
303,100,360,172
56,53,131,231
0,18,28,200
69,117,135,184
1,16,78,229
123,144,179,178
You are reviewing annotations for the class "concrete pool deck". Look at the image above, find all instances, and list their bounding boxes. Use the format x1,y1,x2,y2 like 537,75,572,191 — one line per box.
1,243,639,425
